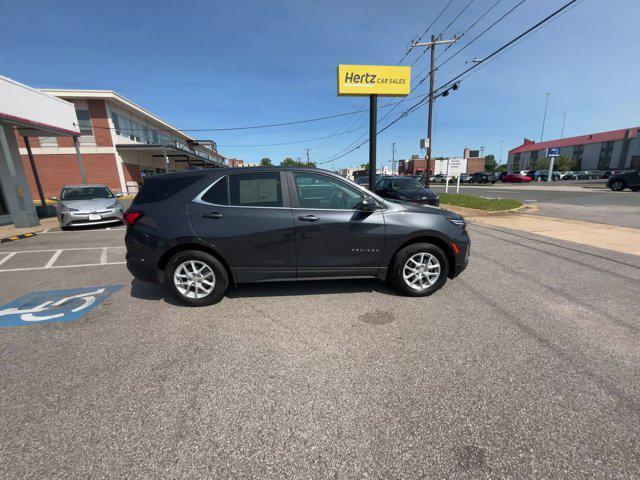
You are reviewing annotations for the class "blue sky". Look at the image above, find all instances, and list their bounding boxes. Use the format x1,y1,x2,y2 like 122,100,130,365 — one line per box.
1,0,638,169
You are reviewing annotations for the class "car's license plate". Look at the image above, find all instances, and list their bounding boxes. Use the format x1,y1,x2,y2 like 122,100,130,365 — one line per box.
88,214,101,221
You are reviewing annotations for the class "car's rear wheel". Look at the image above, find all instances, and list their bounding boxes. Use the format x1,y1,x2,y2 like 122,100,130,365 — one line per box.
165,250,228,306
609,180,626,192
391,243,449,297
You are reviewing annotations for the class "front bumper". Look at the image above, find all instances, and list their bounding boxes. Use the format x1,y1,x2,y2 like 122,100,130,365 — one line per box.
59,208,124,228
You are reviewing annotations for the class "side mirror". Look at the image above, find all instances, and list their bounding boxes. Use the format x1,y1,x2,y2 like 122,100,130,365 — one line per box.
359,196,380,211
48,196,59,201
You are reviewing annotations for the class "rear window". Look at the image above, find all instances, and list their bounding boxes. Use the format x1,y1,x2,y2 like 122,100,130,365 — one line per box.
133,174,205,205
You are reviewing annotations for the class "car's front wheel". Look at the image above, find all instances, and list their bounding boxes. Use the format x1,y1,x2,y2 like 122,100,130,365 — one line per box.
165,250,229,306
391,243,449,297
609,180,626,192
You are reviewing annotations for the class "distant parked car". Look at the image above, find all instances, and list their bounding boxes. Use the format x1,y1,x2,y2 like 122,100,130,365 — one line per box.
50,184,124,230
375,177,440,206
430,174,448,183
469,172,496,184
502,173,532,183
607,169,640,191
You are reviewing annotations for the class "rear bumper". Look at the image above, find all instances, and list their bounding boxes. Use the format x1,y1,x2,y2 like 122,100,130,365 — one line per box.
126,255,160,283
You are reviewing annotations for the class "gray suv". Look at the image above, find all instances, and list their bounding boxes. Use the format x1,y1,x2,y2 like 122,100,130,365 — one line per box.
125,168,470,306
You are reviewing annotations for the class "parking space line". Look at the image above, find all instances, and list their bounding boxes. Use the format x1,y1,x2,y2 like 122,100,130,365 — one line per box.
100,247,108,264
40,228,125,234
0,252,17,266
44,250,63,268
0,246,126,254
0,261,126,273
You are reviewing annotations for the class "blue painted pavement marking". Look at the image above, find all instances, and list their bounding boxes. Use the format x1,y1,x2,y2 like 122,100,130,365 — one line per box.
0,285,123,328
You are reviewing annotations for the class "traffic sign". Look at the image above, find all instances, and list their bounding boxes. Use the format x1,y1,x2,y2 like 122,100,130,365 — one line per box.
0,285,122,327
546,147,561,157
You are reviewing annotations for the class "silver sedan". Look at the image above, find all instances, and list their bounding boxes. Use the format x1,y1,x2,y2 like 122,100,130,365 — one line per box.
49,184,124,229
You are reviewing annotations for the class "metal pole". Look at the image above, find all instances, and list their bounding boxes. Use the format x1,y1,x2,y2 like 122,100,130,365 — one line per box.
425,34,436,189
305,148,311,166
23,136,46,207
547,156,555,182
499,140,503,165
445,158,450,194
368,94,377,192
560,112,567,139
73,136,87,184
391,142,396,176
162,145,169,173
540,92,550,142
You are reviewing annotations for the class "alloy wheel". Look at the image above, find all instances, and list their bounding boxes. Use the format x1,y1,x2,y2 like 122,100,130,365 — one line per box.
402,252,441,291
173,260,216,299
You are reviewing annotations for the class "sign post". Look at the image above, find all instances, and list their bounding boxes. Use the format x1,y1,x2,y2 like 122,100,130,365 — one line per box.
338,65,411,192
546,147,560,182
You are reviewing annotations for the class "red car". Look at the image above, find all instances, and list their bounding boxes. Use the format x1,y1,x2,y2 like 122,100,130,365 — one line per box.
502,173,532,183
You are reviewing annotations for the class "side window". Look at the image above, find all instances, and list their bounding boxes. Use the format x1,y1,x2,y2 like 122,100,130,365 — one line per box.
229,172,283,207
201,176,228,205
293,172,364,210
134,175,206,205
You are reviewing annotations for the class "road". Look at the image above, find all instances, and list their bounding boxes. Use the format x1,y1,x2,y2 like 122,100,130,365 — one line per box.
429,183,640,227
1,225,639,478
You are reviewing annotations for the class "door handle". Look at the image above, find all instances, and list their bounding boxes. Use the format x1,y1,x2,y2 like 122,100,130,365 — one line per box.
202,212,224,219
298,214,319,222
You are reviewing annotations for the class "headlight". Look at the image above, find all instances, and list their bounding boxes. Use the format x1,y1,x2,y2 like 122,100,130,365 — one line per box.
60,204,78,212
446,216,465,228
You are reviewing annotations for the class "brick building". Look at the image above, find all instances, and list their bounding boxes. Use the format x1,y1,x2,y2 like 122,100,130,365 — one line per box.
17,90,226,197
507,127,640,171
398,148,485,175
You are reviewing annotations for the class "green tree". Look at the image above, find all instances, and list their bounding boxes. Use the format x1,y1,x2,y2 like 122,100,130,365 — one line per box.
495,164,508,172
484,154,497,172
281,157,316,168
555,155,573,171
260,157,273,166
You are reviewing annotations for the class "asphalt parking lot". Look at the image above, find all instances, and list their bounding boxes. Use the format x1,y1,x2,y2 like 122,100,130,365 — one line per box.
2,222,640,478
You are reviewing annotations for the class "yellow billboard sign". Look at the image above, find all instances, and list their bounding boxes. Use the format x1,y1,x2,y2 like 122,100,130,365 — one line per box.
337,64,411,96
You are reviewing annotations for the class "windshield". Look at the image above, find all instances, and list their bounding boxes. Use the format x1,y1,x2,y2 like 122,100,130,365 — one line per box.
382,178,423,190
61,187,114,201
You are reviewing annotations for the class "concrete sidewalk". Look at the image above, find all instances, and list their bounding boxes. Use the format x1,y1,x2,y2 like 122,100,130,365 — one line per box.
470,214,640,256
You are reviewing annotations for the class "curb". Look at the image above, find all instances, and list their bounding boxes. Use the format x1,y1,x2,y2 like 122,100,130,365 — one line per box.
0,232,38,243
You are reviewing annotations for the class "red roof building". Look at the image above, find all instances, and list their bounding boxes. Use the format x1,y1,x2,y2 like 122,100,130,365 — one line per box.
507,127,640,171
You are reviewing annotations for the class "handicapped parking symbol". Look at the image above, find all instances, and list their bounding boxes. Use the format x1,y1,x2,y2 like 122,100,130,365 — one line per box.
0,285,122,327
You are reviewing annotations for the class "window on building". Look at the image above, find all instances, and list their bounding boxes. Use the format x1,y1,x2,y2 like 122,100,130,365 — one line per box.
513,153,521,169
38,136,58,147
229,172,282,207
598,141,614,170
112,112,121,135
530,150,539,169
75,109,93,136
572,144,584,170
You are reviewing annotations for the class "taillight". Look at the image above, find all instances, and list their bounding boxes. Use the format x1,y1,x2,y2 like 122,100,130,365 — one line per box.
123,211,143,227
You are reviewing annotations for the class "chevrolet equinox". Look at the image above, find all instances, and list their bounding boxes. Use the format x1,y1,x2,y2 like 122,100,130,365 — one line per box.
124,168,470,306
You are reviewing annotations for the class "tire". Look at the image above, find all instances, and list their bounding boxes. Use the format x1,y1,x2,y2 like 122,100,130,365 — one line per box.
609,181,626,192
165,250,229,306
391,242,449,297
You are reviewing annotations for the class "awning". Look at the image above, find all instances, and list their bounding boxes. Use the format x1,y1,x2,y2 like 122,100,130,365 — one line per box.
116,143,225,167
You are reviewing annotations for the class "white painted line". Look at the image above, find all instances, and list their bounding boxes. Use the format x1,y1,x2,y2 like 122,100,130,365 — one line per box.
0,246,125,254
41,228,50,233
0,252,17,267
40,228,125,234
100,247,108,264
44,249,63,268
0,261,126,273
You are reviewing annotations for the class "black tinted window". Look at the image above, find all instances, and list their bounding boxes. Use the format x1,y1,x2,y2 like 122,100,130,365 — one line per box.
229,172,282,207
134,175,205,205
201,177,228,205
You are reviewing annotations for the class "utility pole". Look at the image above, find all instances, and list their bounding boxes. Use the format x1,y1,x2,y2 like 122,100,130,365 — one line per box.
560,112,567,139
305,148,311,166
499,140,504,166
391,142,396,176
540,92,550,142
412,34,459,187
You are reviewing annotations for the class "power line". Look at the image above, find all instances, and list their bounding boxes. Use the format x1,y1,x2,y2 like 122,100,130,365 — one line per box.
317,0,583,165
